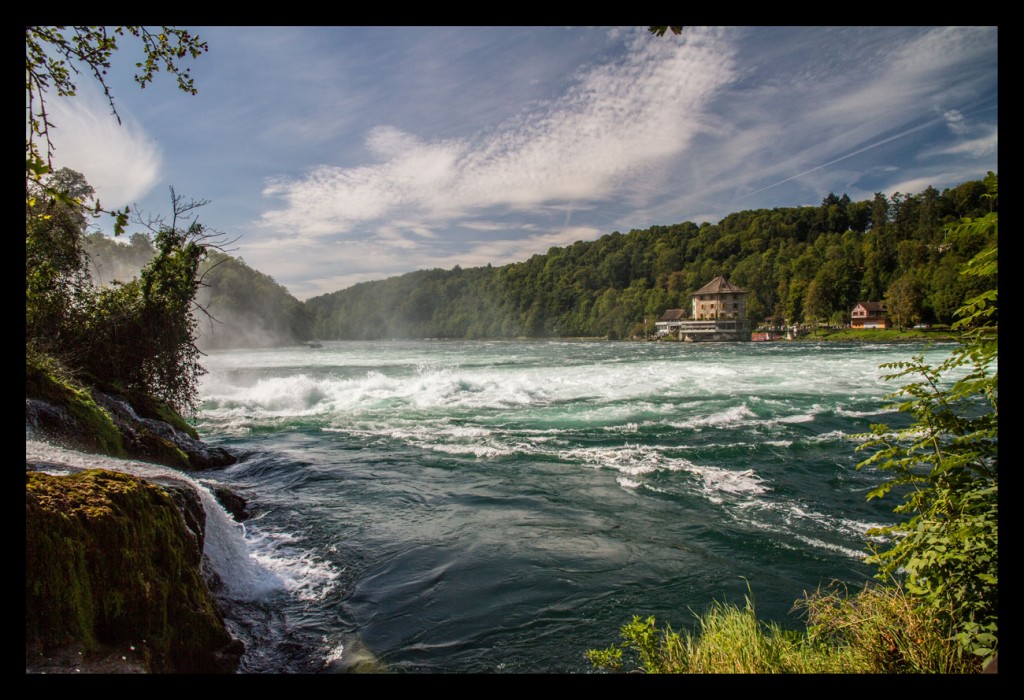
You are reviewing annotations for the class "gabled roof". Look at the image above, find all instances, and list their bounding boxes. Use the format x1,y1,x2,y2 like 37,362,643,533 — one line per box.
852,301,885,313
657,308,686,322
693,276,746,295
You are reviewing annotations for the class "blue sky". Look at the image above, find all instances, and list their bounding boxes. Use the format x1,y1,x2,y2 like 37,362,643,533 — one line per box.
46,26,998,300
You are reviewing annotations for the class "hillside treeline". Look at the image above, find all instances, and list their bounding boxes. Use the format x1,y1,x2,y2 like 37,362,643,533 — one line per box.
83,175,996,345
305,175,997,340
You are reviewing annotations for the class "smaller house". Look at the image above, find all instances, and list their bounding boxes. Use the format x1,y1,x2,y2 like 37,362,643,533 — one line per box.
654,308,686,336
851,301,889,329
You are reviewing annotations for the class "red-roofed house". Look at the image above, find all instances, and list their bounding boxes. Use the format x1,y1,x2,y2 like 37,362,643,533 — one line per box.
850,301,889,329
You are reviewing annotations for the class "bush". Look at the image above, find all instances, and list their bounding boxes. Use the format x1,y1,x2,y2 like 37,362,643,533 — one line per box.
586,592,860,674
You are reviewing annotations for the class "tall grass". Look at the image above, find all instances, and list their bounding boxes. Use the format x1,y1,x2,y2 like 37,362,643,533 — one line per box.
799,581,980,674
587,582,978,673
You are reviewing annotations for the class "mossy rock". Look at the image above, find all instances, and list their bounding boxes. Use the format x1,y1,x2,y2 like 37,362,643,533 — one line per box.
25,469,242,673
25,352,125,457
128,393,200,440
27,349,235,471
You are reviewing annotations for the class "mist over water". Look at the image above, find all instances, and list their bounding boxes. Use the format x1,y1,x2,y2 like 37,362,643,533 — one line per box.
32,339,955,672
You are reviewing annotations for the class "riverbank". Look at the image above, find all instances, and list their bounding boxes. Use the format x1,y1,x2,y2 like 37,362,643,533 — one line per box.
789,327,957,342
633,327,958,343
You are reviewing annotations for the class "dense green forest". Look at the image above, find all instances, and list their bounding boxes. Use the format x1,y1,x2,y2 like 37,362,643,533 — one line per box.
304,174,997,340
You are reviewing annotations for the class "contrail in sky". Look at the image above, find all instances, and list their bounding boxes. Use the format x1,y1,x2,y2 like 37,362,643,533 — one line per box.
737,117,947,200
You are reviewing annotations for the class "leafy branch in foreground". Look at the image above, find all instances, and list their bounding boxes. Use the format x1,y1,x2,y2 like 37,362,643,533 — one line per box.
26,26,207,233
855,207,997,666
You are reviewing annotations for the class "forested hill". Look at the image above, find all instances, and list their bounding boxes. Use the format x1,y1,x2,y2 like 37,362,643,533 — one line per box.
84,236,312,349
194,252,312,349
82,175,997,345
304,175,997,340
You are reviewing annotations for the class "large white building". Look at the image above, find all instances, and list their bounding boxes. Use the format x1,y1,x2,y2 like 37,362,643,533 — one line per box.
656,276,750,342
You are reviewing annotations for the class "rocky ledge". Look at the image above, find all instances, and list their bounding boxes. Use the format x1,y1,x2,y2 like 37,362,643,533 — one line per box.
26,390,236,471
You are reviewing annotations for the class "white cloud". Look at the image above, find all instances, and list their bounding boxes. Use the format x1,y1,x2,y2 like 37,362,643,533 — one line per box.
258,27,737,239
943,109,968,135
453,227,602,269
923,124,998,159
46,86,163,208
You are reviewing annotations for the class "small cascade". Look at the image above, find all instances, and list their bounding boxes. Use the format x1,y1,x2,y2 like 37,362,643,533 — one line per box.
25,439,281,600
194,485,283,599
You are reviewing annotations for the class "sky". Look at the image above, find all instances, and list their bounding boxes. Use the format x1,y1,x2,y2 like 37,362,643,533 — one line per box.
44,26,998,300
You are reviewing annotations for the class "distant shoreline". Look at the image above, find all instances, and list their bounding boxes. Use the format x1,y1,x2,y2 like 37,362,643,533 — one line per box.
787,328,959,343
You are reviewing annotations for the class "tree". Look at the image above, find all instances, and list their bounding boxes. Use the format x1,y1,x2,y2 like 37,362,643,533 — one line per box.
884,272,922,331
26,26,208,231
802,278,827,331
26,168,95,354
79,190,224,413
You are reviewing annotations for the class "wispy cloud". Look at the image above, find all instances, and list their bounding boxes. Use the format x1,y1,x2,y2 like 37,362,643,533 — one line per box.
649,27,998,214
47,85,163,209
258,27,737,239
924,128,998,159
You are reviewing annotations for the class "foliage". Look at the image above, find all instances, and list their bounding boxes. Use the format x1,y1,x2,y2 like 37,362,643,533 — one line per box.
855,200,997,665
77,192,215,413
27,172,218,415
26,169,95,355
884,272,923,331
587,582,984,674
81,235,313,350
26,26,207,232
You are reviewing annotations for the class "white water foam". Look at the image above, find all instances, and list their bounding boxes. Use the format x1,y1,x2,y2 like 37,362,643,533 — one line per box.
668,404,758,430
563,443,686,477
683,464,769,504
793,534,870,561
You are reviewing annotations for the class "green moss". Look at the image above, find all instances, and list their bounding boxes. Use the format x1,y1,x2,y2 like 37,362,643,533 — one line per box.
26,349,125,457
26,469,238,672
130,392,200,440
137,428,192,469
